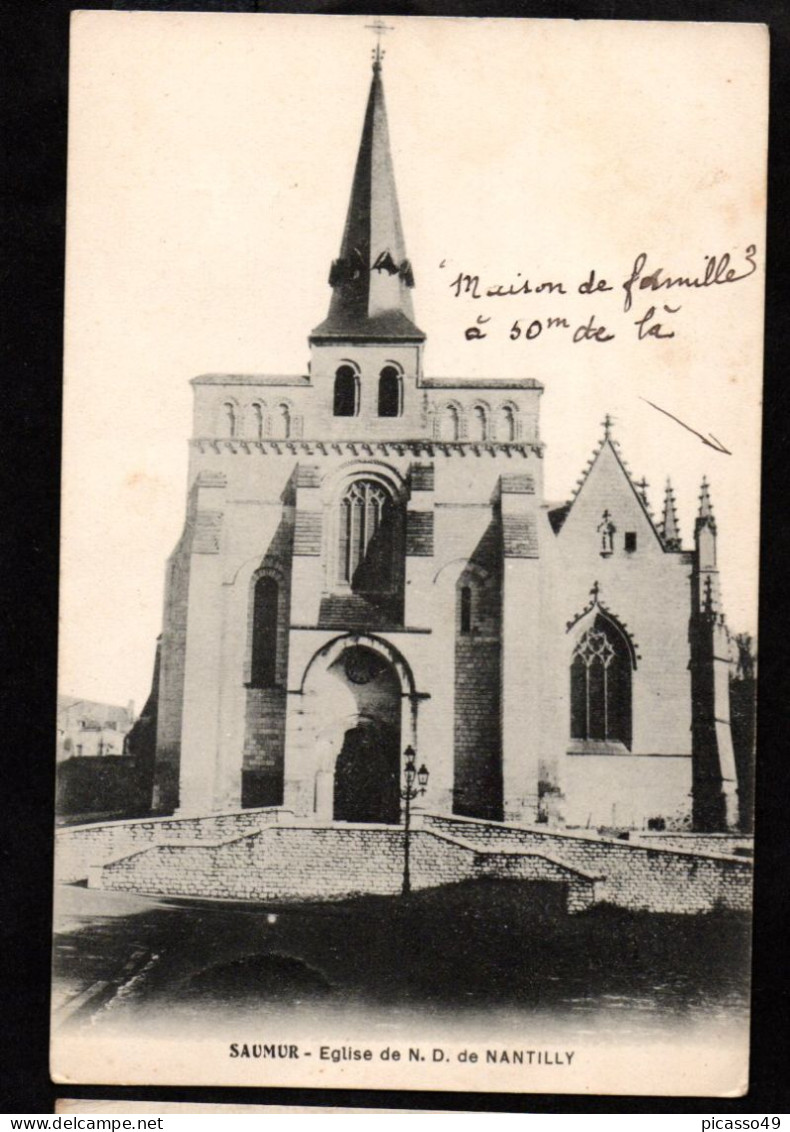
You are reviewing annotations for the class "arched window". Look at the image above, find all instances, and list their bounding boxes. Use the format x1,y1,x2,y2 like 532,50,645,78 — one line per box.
439,405,460,442
272,404,291,439
338,479,395,592
378,366,402,417
570,616,632,748
334,365,359,417
470,405,488,442
460,585,472,633
500,405,517,442
250,403,264,440
250,576,279,687
222,401,237,438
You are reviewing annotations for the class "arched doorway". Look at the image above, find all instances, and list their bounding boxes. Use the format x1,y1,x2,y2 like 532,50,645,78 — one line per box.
333,720,400,823
293,635,417,823
314,643,402,823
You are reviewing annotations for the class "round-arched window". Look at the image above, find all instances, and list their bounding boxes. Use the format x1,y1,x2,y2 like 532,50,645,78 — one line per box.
378,366,402,417
439,405,460,442
334,365,359,417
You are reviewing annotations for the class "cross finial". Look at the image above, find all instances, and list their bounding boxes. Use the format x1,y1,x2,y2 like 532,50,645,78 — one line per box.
590,580,601,603
365,18,393,71
602,413,613,439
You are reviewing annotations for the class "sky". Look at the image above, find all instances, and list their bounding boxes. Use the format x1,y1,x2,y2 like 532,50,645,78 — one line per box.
60,13,767,711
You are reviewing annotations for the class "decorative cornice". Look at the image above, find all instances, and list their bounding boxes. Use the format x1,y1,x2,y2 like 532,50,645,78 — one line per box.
191,438,544,458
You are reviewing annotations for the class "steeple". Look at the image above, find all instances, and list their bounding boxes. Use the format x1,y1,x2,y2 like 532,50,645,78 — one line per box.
661,478,681,550
310,52,425,343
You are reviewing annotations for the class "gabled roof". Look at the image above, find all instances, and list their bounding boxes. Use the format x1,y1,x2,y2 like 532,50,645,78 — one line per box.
311,56,425,342
552,417,666,549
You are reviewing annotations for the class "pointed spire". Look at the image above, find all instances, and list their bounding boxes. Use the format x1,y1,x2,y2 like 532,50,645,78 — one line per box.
661,477,681,550
697,476,717,532
311,51,424,342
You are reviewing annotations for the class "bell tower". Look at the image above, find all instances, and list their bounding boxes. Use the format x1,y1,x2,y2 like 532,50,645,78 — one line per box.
309,40,425,429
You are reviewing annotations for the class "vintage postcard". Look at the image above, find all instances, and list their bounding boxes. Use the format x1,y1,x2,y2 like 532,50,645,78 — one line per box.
52,13,765,1096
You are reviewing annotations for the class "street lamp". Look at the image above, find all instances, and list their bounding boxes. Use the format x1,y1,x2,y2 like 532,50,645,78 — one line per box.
400,744,429,896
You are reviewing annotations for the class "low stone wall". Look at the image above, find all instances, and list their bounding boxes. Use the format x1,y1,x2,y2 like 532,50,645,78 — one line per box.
422,815,752,914
55,807,291,883
91,827,471,901
88,826,598,912
58,809,752,916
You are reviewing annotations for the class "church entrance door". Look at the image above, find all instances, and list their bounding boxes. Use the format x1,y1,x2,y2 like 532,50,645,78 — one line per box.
333,722,400,824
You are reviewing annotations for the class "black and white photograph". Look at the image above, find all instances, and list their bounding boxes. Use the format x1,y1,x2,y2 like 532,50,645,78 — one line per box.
51,13,765,1096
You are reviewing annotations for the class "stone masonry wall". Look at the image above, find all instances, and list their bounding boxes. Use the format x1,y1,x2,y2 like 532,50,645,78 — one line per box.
55,807,289,883
92,828,475,901
89,826,598,912
423,815,751,913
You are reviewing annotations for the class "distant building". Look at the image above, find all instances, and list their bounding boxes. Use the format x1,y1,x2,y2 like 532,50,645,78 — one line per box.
57,696,136,762
146,51,739,833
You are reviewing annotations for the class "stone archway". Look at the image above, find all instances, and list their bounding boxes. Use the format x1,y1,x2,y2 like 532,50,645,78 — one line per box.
325,644,401,823
287,633,423,823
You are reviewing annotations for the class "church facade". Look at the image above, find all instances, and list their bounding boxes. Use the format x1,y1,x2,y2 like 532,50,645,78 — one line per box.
151,54,739,833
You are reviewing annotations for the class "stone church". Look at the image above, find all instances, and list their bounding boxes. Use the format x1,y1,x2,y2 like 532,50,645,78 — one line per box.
150,52,738,833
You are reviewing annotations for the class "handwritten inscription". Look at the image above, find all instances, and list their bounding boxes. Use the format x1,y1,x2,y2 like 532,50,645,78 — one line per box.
443,245,758,345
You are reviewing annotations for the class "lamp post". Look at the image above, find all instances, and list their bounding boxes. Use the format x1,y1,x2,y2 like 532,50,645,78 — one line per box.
400,744,429,896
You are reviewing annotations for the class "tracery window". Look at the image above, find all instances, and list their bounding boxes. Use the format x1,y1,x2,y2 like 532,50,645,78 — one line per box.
338,479,395,591
378,366,402,417
570,616,632,748
334,365,359,417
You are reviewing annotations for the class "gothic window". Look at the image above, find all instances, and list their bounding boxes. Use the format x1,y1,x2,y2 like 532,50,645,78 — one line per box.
570,616,632,748
439,404,460,442
378,366,402,417
250,575,279,686
222,401,237,438
470,405,488,442
334,365,359,417
250,403,264,440
460,585,472,633
338,479,396,592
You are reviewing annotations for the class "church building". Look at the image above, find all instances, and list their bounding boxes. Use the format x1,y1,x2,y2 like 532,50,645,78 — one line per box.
151,50,739,833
